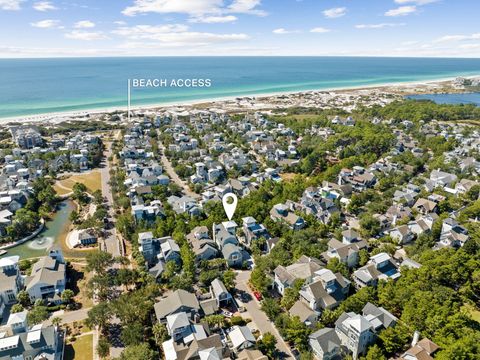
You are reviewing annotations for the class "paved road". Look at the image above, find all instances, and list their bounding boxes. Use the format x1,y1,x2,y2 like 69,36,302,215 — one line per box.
156,132,200,199
100,140,122,258
46,308,90,326
235,270,294,359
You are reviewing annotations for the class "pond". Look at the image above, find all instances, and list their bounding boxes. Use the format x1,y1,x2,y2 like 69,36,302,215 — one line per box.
407,92,480,106
1,200,86,260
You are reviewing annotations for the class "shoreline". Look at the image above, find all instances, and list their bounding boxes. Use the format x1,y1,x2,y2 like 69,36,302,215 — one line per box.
1,74,478,124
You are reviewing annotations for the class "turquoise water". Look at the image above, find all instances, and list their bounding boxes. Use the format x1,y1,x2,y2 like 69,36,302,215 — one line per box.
1,57,480,118
0,200,76,260
407,92,480,106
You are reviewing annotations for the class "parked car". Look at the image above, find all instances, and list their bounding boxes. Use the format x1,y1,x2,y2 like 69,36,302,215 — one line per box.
253,291,262,301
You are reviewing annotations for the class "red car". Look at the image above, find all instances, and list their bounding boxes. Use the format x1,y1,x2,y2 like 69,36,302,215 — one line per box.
253,291,262,301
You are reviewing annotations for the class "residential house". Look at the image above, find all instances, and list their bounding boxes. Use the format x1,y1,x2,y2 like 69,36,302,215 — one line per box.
412,198,438,215
167,195,202,217
154,289,200,322
398,335,439,360
274,256,324,296
429,169,457,188
309,327,344,360
389,225,415,245
322,239,367,268
213,222,243,267
437,218,469,249
238,349,268,360
25,250,66,304
299,268,350,312
162,333,228,360
242,216,270,248
352,253,400,288
335,312,375,359
211,278,232,307
0,256,23,305
228,325,256,352
270,203,306,230
186,226,218,262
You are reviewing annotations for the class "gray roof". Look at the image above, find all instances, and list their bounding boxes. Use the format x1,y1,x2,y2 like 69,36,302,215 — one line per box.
309,327,341,355
154,290,200,320
0,325,57,360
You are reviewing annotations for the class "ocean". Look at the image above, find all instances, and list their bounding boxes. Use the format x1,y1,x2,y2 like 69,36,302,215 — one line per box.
1,56,480,119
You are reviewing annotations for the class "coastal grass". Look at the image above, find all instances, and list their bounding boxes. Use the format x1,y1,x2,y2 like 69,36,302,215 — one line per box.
56,171,102,194
64,333,93,360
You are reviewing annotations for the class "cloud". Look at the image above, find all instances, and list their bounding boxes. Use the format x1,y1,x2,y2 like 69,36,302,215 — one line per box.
33,1,57,11
385,5,417,16
394,0,438,4
323,7,346,18
356,23,406,29
434,33,480,43
0,0,24,10
31,19,61,28
310,27,331,33
189,15,237,23
65,30,108,40
112,24,249,46
74,20,96,28
272,28,300,35
122,0,265,17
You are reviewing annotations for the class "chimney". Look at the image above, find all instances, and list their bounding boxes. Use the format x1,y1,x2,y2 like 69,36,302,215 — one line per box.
411,331,420,347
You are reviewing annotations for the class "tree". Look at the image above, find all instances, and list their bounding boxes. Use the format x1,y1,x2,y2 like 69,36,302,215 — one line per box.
363,344,386,360
16,290,30,306
97,337,110,359
86,303,113,333
204,314,225,329
121,322,144,346
51,317,62,328
222,269,237,291
11,304,24,313
119,343,157,360
281,279,304,310
27,304,49,325
61,289,75,303
86,250,114,275
378,323,410,355
152,322,169,347
257,332,277,358
69,210,79,224
261,298,282,320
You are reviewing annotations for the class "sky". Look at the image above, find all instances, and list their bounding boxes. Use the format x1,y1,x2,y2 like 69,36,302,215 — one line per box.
0,0,479,58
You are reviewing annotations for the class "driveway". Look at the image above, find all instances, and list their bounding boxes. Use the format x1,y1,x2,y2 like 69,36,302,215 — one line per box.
235,270,294,359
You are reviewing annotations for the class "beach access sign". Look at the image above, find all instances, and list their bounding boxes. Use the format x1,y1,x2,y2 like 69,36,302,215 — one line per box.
130,78,212,88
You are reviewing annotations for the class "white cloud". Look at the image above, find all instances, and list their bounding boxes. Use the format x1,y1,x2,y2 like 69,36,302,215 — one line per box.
0,0,24,10
74,20,96,28
356,23,405,29
435,33,480,43
112,24,249,46
122,0,265,17
65,30,108,41
310,27,331,33
30,19,61,28
394,0,438,4
272,28,300,35
228,0,265,16
33,1,57,11
385,5,417,16
189,15,237,23
114,21,127,26
323,7,346,18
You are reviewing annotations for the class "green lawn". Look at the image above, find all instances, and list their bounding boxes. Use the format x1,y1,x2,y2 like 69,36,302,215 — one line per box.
64,334,93,360
463,304,480,323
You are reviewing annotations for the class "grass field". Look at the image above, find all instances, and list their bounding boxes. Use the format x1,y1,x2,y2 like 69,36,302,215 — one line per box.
64,333,93,360
463,304,480,323
55,170,102,194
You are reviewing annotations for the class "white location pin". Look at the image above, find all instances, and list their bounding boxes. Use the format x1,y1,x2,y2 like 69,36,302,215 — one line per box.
222,193,238,221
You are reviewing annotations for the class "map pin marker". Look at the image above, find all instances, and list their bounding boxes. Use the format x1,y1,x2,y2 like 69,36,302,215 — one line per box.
222,193,238,221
